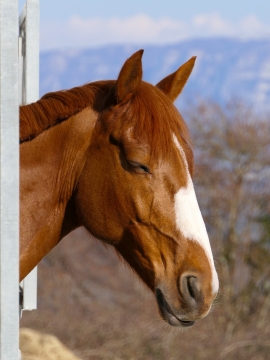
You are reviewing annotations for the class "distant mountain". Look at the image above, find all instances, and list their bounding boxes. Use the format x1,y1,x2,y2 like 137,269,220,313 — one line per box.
40,38,270,111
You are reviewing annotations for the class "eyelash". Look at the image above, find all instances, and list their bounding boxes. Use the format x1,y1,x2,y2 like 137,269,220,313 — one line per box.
127,160,151,174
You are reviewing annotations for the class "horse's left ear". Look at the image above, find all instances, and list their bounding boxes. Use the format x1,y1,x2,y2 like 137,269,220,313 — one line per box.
156,56,196,102
116,49,144,103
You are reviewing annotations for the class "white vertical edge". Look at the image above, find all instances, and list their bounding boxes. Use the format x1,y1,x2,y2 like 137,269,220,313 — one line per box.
0,0,20,358
24,0,39,104
20,0,39,312
21,268,37,311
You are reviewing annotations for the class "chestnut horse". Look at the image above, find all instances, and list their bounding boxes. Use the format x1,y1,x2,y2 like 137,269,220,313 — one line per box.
20,50,218,327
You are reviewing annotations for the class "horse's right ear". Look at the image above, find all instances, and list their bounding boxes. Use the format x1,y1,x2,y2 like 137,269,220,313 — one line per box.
116,50,144,104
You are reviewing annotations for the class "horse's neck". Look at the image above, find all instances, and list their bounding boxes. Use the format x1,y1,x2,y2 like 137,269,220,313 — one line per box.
20,107,98,280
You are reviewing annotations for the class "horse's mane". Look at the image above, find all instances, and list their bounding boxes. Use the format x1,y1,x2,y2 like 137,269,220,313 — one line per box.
20,81,114,143
20,80,192,170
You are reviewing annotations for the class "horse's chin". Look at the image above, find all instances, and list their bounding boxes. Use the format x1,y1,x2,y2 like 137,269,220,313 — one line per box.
155,288,195,328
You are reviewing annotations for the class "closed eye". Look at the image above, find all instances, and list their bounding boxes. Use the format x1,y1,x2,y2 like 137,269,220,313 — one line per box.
127,160,151,174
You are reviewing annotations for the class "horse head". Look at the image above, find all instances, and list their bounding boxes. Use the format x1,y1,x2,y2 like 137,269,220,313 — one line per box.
76,50,219,327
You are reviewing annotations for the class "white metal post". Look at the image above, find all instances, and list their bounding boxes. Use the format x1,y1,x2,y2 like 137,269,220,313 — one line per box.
19,0,39,313
0,0,20,359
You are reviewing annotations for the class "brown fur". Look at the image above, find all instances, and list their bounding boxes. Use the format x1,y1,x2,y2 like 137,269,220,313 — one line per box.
20,81,113,143
20,80,193,175
20,50,217,326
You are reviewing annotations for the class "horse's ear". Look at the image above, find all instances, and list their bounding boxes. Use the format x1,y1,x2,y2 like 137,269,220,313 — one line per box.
156,56,196,102
116,49,144,103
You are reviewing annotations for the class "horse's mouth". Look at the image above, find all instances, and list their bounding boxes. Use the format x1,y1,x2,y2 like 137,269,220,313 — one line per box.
155,288,195,328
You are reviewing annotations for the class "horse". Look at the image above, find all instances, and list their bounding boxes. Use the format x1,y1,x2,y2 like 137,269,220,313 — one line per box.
20,50,219,328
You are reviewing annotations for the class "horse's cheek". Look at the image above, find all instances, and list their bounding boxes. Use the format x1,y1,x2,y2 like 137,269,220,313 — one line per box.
75,154,126,243
133,186,154,223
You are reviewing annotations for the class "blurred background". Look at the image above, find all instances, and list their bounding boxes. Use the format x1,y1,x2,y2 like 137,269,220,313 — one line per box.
19,0,270,359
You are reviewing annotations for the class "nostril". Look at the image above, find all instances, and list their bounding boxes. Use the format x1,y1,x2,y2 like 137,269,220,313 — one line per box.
181,275,201,304
187,276,200,300
187,277,195,299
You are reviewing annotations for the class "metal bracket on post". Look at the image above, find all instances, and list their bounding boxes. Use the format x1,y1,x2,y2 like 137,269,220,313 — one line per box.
19,0,39,315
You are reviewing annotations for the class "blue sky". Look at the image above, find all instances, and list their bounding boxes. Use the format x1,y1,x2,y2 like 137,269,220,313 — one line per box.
19,0,270,51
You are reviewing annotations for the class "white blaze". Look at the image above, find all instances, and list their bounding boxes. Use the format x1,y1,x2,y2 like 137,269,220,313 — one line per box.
173,134,219,294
